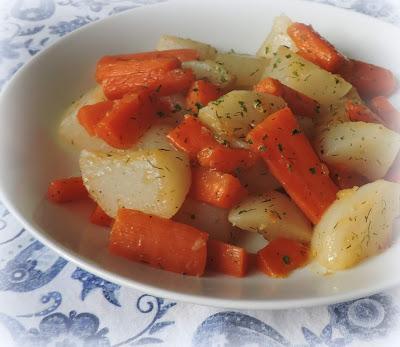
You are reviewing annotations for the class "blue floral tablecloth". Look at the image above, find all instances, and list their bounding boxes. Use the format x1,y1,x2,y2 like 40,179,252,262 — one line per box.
1,1,400,346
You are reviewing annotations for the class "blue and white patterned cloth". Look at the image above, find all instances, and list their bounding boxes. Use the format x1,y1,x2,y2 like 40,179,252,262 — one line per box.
0,1,400,346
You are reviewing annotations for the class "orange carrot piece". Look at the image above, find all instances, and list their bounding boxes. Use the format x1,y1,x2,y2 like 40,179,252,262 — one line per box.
257,238,309,278
96,56,180,83
186,80,221,114
167,115,218,159
47,177,88,203
345,100,383,124
101,68,195,100
287,22,345,73
197,146,257,173
207,239,249,277
90,204,114,227
254,77,283,96
109,208,209,276
152,68,195,96
339,59,397,99
190,167,248,209
370,96,400,132
247,107,338,224
77,100,113,136
95,90,156,149
254,77,320,118
97,49,199,76
168,114,256,171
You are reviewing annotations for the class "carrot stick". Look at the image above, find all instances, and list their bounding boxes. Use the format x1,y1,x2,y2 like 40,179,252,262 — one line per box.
96,57,180,84
207,239,249,277
339,59,397,99
345,100,383,124
190,167,248,209
167,115,218,159
197,146,257,173
77,100,113,136
167,115,256,171
247,107,338,224
109,208,209,276
95,90,156,149
101,68,195,100
47,177,88,203
370,96,400,133
97,49,199,78
257,237,309,278
287,22,345,73
90,204,114,227
253,77,283,96
254,77,320,118
186,80,221,114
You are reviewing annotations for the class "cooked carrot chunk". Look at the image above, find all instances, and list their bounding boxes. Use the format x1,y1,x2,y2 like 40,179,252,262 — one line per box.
190,167,248,209
287,22,345,73
247,107,338,224
186,80,221,114
47,177,88,203
207,239,249,277
254,77,320,118
257,238,309,278
339,59,397,99
77,100,113,136
167,115,218,159
109,208,208,276
90,204,114,227
370,96,400,133
197,146,257,173
345,100,383,124
95,90,156,149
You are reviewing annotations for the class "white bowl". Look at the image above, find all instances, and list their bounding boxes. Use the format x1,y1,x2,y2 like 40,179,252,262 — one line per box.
0,0,400,310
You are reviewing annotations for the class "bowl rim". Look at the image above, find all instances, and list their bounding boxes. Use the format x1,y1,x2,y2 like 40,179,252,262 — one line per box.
1,0,400,310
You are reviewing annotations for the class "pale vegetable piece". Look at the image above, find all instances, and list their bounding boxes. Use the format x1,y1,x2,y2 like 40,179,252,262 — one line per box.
316,121,400,180
312,180,400,271
80,149,191,218
59,86,116,152
264,46,352,105
256,15,297,58
134,122,174,151
156,34,217,60
228,191,312,243
198,90,286,144
215,52,269,88
173,198,233,242
182,60,235,89
236,159,281,194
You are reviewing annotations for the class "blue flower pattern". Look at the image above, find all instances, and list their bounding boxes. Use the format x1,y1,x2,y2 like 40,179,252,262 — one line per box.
0,1,399,346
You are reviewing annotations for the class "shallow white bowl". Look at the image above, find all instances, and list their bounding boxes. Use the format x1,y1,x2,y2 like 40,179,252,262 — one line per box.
0,0,400,310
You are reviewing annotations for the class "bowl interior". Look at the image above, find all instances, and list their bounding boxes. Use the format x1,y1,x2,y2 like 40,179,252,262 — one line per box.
0,0,400,309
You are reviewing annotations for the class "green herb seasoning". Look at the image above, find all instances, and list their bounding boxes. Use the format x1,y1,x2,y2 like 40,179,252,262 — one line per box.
292,128,301,135
309,167,317,175
238,101,247,112
282,255,291,265
258,145,267,152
